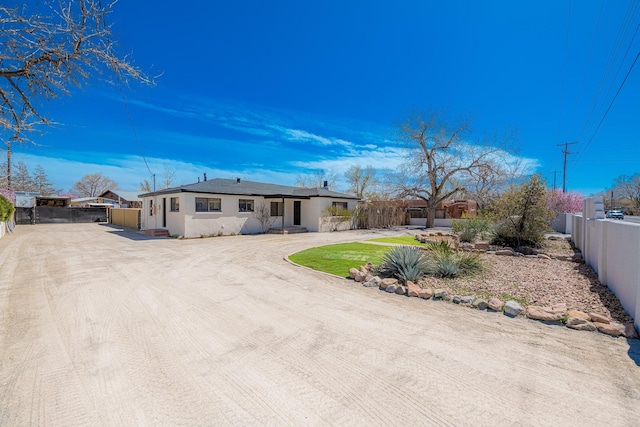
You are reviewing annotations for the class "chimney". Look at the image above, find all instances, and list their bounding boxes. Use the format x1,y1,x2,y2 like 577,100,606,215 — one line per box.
203,173,207,182
323,180,328,189
197,177,200,183
236,178,241,184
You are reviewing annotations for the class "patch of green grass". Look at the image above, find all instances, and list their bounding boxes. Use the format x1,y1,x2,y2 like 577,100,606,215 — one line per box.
367,236,430,246
288,243,391,277
500,293,529,306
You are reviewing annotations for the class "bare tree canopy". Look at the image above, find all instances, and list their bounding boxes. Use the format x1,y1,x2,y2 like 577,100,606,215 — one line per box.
73,173,117,197
0,0,150,135
612,173,640,212
396,110,517,227
345,165,378,199
295,169,338,189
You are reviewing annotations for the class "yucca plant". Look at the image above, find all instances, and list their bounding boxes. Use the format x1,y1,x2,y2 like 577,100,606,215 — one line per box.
379,246,430,284
429,258,460,278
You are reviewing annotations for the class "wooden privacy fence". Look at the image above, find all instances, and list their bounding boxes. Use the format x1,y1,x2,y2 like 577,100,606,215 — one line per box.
110,208,141,229
356,202,407,229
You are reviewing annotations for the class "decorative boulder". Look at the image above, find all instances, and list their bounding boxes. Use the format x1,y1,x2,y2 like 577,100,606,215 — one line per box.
472,299,488,310
504,301,524,317
380,278,398,290
566,317,597,332
406,281,421,298
526,303,567,322
418,288,434,299
487,297,504,311
349,268,359,279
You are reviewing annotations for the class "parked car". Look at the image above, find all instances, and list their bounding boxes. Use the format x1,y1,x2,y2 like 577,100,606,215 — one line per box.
606,210,624,220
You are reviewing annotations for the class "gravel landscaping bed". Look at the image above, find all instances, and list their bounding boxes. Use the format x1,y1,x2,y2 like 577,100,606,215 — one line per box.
417,239,634,324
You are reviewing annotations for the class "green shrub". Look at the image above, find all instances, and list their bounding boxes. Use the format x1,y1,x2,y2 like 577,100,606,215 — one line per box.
379,246,430,284
451,215,494,243
0,194,15,222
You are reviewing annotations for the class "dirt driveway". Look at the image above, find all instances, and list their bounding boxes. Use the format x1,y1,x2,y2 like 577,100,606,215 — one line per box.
1,224,639,426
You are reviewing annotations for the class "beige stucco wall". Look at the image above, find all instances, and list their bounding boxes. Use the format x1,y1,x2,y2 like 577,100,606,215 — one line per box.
140,192,357,237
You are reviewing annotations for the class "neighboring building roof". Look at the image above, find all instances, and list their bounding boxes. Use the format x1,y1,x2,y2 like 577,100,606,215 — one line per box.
139,178,360,200
99,190,143,202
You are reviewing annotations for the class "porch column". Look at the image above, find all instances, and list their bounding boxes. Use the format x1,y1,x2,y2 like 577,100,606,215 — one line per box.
281,197,285,234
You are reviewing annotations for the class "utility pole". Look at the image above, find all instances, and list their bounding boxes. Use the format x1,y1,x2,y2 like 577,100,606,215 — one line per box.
557,141,578,192
553,171,557,191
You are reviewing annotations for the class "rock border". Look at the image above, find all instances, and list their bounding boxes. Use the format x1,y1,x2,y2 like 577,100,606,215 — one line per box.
350,261,639,340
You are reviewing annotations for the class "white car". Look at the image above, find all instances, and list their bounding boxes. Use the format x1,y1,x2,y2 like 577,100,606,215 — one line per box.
606,210,624,220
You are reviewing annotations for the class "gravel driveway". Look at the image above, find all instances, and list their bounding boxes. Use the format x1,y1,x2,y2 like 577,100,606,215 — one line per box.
1,223,639,426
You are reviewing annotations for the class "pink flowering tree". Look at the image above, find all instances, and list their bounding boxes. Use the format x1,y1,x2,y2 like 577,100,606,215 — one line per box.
0,188,15,204
547,190,583,215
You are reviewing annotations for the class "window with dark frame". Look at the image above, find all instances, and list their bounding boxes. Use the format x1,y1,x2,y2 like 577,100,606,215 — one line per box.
270,201,284,216
239,199,254,212
170,197,180,212
331,201,348,215
195,197,221,212
149,199,153,216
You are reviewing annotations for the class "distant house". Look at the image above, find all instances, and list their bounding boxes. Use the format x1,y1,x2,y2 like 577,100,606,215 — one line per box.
139,178,359,237
70,196,117,207
99,190,143,208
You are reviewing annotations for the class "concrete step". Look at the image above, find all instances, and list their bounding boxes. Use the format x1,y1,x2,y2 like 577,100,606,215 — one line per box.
267,226,309,234
145,228,171,237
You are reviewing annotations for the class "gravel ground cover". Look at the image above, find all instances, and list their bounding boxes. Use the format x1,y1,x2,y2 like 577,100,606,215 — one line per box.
417,239,634,324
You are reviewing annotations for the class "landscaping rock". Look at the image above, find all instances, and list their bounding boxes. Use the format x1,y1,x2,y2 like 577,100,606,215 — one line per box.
624,323,639,339
515,246,538,256
589,313,609,324
473,299,488,310
349,268,359,279
504,301,523,317
395,285,407,295
461,243,474,251
359,265,369,275
487,297,504,311
365,262,374,271
407,281,421,297
495,250,515,256
433,289,448,299
538,254,551,260
452,295,461,304
354,271,365,282
461,296,475,304
572,254,585,264
566,317,597,332
526,303,567,322
385,284,398,293
595,321,625,337
418,288,433,299
474,242,490,251
363,276,381,288
380,278,398,290
364,274,374,283
568,310,590,321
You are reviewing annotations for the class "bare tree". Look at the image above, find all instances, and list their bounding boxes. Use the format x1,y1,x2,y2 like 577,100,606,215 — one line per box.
73,173,117,197
253,202,276,233
396,110,514,228
1,1,151,185
612,174,640,213
295,169,338,189
345,165,378,199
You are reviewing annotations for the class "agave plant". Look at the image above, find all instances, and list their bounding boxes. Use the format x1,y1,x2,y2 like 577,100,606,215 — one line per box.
429,258,460,278
379,246,430,284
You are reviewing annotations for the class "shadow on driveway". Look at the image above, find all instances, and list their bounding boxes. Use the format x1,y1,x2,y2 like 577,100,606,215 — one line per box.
98,223,167,241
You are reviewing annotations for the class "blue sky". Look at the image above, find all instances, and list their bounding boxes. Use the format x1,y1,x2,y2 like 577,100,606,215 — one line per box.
5,0,640,195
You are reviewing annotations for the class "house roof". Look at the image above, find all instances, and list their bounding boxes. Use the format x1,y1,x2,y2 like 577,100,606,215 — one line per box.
139,178,360,200
99,190,143,202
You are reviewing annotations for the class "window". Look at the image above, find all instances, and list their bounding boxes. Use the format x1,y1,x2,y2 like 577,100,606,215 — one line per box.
149,200,153,216
331,201,349,215
170,197,180,212
195,197,221,212
270,201,284,216
239,199,254,212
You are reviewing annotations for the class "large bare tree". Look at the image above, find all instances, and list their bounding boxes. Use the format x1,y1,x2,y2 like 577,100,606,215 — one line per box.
345,165,378,199
0,0,150,187
612,173,640,213
73,173,117,197
396,110,515,227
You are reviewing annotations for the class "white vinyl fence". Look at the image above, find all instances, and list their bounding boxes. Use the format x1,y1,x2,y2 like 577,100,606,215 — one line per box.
572,197,640,332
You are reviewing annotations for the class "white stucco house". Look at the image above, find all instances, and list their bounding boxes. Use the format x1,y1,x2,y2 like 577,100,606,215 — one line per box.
139,178,360,237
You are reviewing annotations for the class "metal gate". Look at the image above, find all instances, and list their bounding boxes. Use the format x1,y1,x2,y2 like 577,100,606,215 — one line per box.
14,207,108,225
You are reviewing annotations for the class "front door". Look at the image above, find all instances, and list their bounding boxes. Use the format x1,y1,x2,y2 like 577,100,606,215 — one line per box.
293,201,301,226
162,198,167,228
